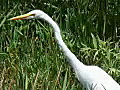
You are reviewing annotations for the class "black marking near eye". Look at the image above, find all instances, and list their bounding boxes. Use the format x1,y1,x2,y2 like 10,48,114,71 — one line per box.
31,14,35,16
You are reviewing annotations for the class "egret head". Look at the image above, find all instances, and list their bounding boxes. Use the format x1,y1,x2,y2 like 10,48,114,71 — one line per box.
9,10,46,20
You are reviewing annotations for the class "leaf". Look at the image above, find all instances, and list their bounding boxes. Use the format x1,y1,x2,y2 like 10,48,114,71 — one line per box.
62,71,68,90
91,33,97,49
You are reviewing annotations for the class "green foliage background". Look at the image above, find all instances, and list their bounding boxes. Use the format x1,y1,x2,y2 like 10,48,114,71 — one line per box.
0,0,120,90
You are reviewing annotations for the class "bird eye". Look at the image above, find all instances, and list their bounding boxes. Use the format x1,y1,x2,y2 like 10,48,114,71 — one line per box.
30,14,35,16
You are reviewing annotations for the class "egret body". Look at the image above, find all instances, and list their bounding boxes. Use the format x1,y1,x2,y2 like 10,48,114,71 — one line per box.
10,10,120,90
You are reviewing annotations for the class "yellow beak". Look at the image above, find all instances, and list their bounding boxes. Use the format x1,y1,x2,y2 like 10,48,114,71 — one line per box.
9,13,34,20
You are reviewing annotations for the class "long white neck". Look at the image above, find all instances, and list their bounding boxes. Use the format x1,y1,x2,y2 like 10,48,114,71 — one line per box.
42,13,85,71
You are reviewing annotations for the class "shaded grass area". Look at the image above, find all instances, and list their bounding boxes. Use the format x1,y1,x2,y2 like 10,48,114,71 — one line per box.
0,0,120,90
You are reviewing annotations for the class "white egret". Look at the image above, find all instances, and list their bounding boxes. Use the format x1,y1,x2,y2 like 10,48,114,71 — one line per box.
10,10,120,90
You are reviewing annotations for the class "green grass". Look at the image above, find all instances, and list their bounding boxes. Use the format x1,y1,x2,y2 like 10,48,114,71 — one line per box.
0,0,120,90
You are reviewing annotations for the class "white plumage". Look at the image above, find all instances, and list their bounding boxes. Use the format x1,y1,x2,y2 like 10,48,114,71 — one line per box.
10,10,120,90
